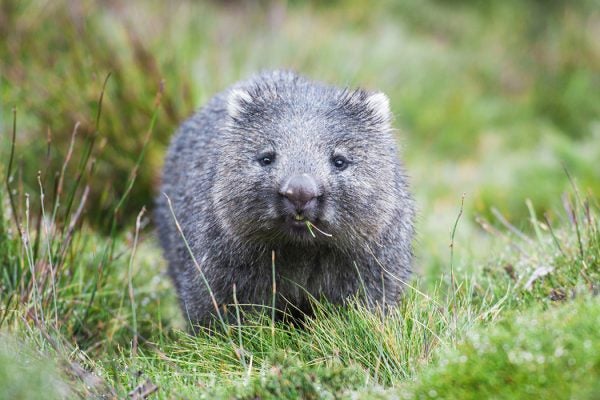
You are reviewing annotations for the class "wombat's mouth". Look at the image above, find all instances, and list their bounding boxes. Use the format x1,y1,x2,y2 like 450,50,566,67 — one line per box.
282,216,333,242
293,214,306,222
284,213,318,231
289,213,311,227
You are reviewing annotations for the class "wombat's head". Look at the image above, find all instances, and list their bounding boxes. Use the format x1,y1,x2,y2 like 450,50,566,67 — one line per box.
212,71,404,248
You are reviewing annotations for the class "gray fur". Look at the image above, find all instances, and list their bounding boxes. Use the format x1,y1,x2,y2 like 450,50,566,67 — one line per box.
155,70,415,329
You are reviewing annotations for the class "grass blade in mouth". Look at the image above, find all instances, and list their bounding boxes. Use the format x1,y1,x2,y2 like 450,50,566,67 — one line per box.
305,221,333,238
305,221,316,238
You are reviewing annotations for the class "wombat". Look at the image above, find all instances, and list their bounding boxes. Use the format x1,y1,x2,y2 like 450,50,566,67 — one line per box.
155,70,414,329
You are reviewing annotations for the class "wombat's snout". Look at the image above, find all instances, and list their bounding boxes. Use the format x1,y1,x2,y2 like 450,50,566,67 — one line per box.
279,173,321,216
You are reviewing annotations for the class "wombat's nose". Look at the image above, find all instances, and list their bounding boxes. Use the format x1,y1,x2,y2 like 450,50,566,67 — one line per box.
279,174,320,212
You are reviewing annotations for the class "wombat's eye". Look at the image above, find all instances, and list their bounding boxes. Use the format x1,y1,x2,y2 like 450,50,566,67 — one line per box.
258,153,275,167
331,155,349,170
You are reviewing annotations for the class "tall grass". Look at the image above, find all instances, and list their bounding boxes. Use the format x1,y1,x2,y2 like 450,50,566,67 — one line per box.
95,187,597,398
0,74,164,349
3,126,596,397
1,0,195,227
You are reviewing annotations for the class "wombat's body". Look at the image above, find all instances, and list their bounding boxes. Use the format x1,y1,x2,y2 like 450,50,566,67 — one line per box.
155,71,414,329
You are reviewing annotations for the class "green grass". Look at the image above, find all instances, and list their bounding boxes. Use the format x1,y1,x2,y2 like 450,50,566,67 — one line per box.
1,0,599,398
0,172,597,398
404,297,600,400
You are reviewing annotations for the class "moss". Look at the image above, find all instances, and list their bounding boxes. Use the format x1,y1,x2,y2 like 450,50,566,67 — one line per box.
0,337,71,400
407,298,600,400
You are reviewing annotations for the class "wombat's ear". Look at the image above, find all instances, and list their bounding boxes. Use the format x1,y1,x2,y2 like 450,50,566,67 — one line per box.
365,92,392,126
227,88,253,119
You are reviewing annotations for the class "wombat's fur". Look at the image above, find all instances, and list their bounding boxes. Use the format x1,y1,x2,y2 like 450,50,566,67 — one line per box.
155,70,414,329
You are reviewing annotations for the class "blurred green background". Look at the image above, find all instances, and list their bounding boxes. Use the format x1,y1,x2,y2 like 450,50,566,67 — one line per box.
1,0,599,276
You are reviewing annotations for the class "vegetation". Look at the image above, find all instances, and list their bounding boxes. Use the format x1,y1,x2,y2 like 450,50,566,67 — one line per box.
0,0,598,398
406,298,600,400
